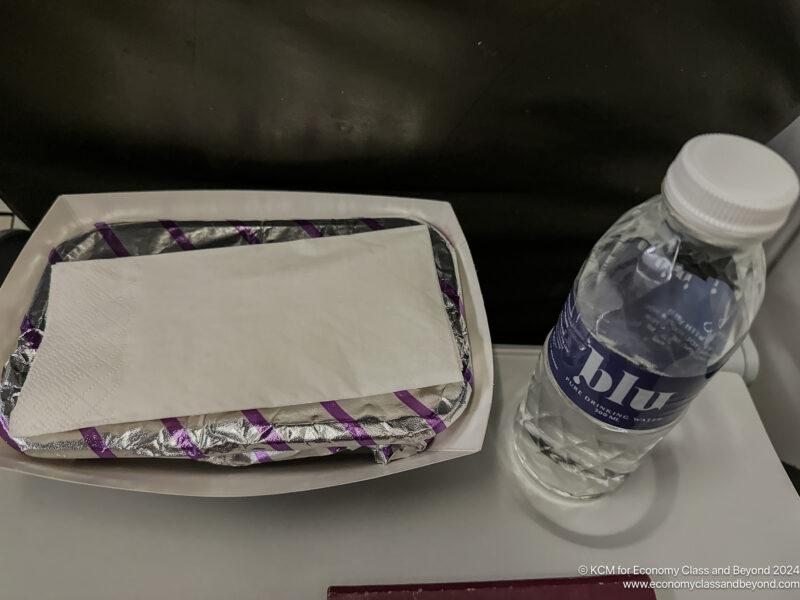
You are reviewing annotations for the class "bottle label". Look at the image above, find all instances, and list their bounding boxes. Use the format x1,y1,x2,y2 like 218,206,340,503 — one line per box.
547,289,715,430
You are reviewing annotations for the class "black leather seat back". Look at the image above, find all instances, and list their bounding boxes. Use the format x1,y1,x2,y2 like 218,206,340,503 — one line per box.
2,1,798,341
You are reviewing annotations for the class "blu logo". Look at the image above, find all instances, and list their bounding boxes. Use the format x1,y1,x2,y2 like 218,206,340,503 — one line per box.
573,347,673,411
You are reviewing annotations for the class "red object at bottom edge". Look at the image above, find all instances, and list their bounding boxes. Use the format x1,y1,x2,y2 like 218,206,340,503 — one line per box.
328,574,656,599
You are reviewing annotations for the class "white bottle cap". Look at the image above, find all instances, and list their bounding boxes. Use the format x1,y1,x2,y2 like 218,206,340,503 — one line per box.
663,133,799,244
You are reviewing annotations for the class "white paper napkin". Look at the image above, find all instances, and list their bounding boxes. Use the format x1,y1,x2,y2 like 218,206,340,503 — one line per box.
10,225,463,437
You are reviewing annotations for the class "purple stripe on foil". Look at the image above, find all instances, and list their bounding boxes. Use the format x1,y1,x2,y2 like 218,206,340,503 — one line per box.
328,446,347,454
394,390,447,434
0,415,21,452
22,330,41,349
94,222,131,257
241,409,293,451
295,219,323,238
381,446,394,461
463,365,474,388
20,316,42,350
48,248,63,265
80,427,116,458
229,220,261,245
19,316,31,334
159,219,196,250
439,278,466,318
320,401,376,446
253,450,272,463
162,417,207,460
359,217,384,231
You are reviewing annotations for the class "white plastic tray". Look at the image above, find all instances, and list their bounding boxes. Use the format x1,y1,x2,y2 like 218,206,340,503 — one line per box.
0,191,493,496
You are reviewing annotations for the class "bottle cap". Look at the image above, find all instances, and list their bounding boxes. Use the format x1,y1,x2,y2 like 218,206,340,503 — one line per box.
663,133,799,244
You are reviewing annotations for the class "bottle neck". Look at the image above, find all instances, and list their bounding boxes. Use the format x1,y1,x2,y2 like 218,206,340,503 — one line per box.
658,193,759,252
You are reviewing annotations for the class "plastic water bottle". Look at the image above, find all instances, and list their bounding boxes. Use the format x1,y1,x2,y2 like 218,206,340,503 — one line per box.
514,134,799,498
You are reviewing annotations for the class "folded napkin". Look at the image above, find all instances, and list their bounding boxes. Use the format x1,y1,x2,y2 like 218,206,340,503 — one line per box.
10,224,463,437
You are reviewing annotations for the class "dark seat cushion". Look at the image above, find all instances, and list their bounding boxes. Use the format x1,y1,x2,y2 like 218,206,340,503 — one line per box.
1,1,799,341
0,229,30,287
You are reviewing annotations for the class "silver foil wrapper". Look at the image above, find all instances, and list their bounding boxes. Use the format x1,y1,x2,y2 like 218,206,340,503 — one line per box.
0,218,472,466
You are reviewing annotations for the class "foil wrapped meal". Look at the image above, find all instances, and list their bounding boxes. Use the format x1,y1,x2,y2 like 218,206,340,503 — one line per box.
0,218,472,466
